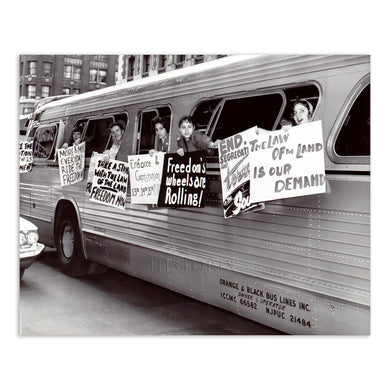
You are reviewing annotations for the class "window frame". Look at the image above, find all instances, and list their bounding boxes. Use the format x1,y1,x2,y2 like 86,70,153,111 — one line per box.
327,75,370,165
136,106,172,155
207,89,287,139
27,85,36,98
32,123,59,162
43,62,52,77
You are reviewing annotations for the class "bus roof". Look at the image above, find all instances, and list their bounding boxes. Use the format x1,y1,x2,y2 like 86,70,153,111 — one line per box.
39,55,291,111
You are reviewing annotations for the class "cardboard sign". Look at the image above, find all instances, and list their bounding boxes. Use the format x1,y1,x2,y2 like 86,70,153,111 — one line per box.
57,142,85,186
89,157,129,209
218,127,265,218
19,140,33,173
128,153,164,204
157,151,206,208
250,121,326,203
86,151,102,195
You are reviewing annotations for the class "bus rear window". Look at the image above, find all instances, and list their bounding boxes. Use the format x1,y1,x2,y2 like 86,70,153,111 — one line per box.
335,84,370,156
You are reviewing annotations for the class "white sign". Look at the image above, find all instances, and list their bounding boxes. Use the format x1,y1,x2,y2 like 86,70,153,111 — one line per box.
89,158,129,209
57,142,85,186
19,140,33,173
218,126,265,218
128,153,164,204
250,121,326,203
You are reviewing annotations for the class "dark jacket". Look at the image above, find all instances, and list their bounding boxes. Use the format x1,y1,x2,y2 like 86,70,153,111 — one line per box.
176,131,214,154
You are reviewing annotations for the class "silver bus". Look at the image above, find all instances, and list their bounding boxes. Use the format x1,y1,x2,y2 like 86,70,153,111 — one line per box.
20,54,370,334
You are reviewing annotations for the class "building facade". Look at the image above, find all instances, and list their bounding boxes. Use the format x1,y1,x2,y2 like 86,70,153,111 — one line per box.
19,54,226,115
117,55,226,83
19,55,118,115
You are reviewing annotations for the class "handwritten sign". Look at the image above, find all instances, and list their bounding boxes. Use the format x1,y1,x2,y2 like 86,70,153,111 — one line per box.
57,142,85,186
89,158,129,209
128,153,164,204
250,121,326,203
19,140,33,173
157,151,206,208
86,152,102,195
218,127,265,218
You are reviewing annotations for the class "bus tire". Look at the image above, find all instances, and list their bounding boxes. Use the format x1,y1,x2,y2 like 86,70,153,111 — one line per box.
55,212,90,277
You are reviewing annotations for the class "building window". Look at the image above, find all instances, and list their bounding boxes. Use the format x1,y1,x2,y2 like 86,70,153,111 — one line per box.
175,55,185,69
63,88,71,95
73,89,80,94
41,86,50,98
158,55,169,69
64,65,72,79
195,55,204,64
128,56,135,79
23,107,34,115
64,65,81,80
43,62,52,77
98,69,107,83
89,68,97,82
143,55,150,75
90,68,107,83
27,85,36,98
28,61,37,76
73,66,81,80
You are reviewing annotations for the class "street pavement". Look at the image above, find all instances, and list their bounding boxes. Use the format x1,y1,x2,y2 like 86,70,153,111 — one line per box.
19,248,284,336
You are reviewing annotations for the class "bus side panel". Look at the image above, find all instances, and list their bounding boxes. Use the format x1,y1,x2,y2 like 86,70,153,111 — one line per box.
116,244,369,335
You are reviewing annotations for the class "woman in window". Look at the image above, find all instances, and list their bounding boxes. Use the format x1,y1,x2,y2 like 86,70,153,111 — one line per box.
104,122,125,160
149,116,169,156
291,99,313,126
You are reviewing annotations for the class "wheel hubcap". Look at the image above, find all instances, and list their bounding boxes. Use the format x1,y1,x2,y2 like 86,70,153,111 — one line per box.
61,223,74,260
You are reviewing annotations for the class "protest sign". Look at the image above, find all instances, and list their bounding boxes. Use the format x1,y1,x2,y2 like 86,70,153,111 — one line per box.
89,157,129,210
19,140,33,173
218,127,265,218
86,151,102,194
157,151,206,208
57,142,85,186
128,153,164,204
250,120,326,203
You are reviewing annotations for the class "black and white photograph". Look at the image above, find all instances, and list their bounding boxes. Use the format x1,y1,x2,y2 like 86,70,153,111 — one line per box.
18,53,370,336
3,1,389,389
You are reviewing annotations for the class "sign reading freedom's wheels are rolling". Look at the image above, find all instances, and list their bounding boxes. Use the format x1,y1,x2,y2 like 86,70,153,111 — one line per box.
158,151,206,208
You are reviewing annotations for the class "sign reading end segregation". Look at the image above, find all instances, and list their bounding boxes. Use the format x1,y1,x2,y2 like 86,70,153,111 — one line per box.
89,158,129,210
128,153,164,204
250,120,326,203
218,127,265,218
157,151,206,208
57,142,85,186
20,140,33,173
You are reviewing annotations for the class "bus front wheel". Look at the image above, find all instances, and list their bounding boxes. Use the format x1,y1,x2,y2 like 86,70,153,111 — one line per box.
55,212,90,277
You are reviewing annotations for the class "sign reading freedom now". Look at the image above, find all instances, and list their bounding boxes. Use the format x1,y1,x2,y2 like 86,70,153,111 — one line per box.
89,158,129,210
157,151,206,208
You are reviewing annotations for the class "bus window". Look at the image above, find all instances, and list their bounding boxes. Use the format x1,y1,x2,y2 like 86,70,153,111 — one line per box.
137,106,171,154
191,99,221,133
335,84,370,156
211,93,284,140
279,84,320,128
84,117,114,158
33,124,57,159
